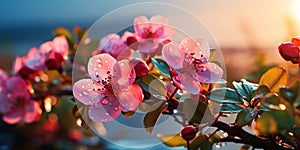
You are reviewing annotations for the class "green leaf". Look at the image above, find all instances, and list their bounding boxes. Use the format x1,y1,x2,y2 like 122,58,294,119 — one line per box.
256,85,270,96
138,74,167,97
208,133,221,143
254,110,295,136
214,104,243,113
54,27,74,45
259,67,288,93
233,79,257,102
279,87,297,105
151,58,170,78
183,98,214,124
144,101,168,135
235,108,257,126
208,88,243,104
121,111,135,118
190,134,208,150
208,49,217,61
261,94,280,109
157,133,186,147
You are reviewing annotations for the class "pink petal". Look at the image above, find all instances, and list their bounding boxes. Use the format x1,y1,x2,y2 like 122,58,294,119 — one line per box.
40,41,53,54
53,35,69,56
99,34,121,56
24,48,46,70
137,39,159,53
6,77,30,102
180,38,210,59
89,96,121,122
117,84,143,112
0,69,7,82
129,58,149,77
22,101,41,123
134,16,149,37
150,15,175,38
178,72,201,94
88,54,116,82
194,62,223,83
0,91,11,113
12,56,23,74
121,31,135,43
73,79,104,105
3,112,22,124
112,59,136,88
162,41,184,70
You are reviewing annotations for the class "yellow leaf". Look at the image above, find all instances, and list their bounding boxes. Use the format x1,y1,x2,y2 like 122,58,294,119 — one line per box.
259,67,288,93
157,134,187,147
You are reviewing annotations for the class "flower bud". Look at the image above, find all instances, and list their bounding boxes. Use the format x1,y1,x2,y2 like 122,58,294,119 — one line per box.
129,58,149,77
126,36,138,50
292,36,300,46
180,125,197,141
278,42,299,64
46,52,64,70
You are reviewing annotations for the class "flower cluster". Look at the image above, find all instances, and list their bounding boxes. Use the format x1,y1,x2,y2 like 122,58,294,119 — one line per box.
0,35,70,124
73,15,223,123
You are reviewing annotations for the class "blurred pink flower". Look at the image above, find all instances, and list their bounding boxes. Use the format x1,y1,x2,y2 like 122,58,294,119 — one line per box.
13,36,69,76
278,36,300,66
93,32,133,60
162,38,223,94
0,72,41,124
73,54,143,122
133,15,175,53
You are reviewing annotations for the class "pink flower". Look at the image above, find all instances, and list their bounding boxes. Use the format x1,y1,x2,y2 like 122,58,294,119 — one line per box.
13,36,69,76
278,36,300,66
133,15,175,53
93,32,133,59
162,38,223,94
73,54,143,122
0,73,42,124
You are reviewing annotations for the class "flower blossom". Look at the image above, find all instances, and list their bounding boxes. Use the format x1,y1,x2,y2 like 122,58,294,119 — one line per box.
0,70,41,124
13,36,69,77
278,36,300,67
92,32,133,60
162,38,223,94
131,15,175,53
73,54,143,122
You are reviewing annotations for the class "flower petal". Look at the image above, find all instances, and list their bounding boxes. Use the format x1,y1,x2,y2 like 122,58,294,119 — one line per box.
24,48,46,70
162,41,184,69
150,15,174,38
3,112,22,124
89,96,121,122
12,56,23,74
73,79,104,105
112,59,136,88
194,62,223,83
22,101,42,123
178,72,201,94
53,35,69,56
117,84,143,112
129,58,149,77
134,15,149,37
6,77,30,102
137,39,159,53
0,69,7,83
88,54,116,82
180,38,210,59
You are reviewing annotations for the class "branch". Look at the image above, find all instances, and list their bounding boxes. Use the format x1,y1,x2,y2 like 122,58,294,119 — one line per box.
212,121,293,150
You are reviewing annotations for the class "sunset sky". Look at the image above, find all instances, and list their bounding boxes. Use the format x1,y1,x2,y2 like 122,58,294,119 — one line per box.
0,0,299,52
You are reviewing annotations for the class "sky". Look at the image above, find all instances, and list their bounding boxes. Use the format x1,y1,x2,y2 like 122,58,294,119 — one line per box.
0,0,299,55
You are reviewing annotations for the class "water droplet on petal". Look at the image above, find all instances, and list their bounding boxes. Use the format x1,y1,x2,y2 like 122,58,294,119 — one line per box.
114,107,119,111
105,113,109,116
98,64,102,67
105,60,109,63
97,59,101,63
81,85,85,89
83,92,88,96
79,93,83,96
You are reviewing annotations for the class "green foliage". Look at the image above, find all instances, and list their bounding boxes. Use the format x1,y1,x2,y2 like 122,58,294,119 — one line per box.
235,108,257,126
151,58,171,78
138,74,167,97
214,104,243,113
143,101,168,135
182,98,213,124
232,79,257,102
208,88,243,104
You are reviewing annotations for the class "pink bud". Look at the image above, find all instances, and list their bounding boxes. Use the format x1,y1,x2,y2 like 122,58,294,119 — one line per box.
278,42,299,64
126,36,138,50
46,52,64,70
129,58,149,77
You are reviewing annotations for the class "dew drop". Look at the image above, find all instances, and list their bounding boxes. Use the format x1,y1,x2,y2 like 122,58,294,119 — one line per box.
120,63,125,66
98,64,102,67
105,60,109,63
97,59,101,63
105,113,109,116
81,85,85,89
114,107,119,111
79,93,83,96
196,42,200,45
83,92,88,96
